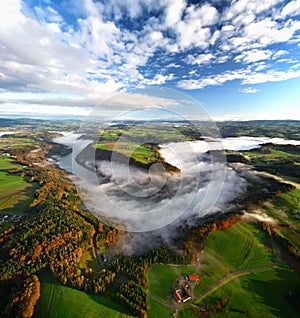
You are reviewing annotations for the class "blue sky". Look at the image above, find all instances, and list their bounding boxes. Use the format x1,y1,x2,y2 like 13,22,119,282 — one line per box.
0,0,299,120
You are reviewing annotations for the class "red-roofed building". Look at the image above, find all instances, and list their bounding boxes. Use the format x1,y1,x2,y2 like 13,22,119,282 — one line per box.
185,274,200,282
174,288,191,303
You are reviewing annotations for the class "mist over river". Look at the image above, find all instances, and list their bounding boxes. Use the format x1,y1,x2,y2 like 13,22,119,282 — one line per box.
53,133,300,233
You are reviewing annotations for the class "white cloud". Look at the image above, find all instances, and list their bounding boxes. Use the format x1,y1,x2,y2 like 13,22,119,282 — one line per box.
223,0,284,22
272,49,288,58
0,0,300,115
168,3,219,51
187,53,214,65
185,3,219,27
235,49,272,63
244,18,300,47
177,70,248,89
166,63,180,68
239,87,259,94
280,0,300,18
242,69,300,84
164,0,186,27
177,66,300,90
143,73,174,85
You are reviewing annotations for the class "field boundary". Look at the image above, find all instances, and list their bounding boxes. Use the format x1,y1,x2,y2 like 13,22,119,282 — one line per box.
148,238,281,310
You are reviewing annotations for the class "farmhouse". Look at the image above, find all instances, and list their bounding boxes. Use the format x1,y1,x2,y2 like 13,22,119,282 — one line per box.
174,288,191,303
185,274,200,283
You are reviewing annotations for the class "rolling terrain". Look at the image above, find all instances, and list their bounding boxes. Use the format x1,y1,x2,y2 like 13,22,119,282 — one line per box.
0,118,299,318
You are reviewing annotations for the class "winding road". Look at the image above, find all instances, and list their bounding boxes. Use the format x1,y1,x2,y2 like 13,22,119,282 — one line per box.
148,239,281,310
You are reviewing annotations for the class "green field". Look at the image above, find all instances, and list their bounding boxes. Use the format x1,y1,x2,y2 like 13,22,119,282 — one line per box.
148,298,174,318
148,222,275,306
193,262,300,317
95,142,157,164
244,149,299,159
34,271,134,318
279,228,300,250
0,136,36,150
148,264,196,303
194,222,275,296
258,188,300,248
0,156,34,212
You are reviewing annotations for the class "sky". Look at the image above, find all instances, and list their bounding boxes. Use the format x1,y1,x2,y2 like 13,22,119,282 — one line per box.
0,0,299,120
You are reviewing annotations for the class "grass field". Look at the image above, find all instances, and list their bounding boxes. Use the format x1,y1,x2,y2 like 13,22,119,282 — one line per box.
244,149,299,159
193,262,300,317
148,298,174,318
95,142,157,164
148,222,275,305
194,222,275,296
0,156,35,212
258,188,300,247
148,264,197,303
34,271,134,318
279,228,300,250
0,136,36,150
78,250,99,273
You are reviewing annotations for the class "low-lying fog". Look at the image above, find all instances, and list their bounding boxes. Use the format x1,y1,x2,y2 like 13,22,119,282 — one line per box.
53,133,300,254
0,131,17,137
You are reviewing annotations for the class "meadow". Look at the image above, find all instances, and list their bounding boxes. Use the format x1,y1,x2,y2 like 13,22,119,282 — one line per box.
78,250,99,273
148,299,174,318
241,144,300,183
147,221,281,318
95,141,157,164
148,264,197,303
258,188,300,248
191,262,300,317
0,156,34,212
193,222,275,295
34,271,134,318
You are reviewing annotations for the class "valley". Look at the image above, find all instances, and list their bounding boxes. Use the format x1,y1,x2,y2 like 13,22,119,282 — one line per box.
0,118,299,318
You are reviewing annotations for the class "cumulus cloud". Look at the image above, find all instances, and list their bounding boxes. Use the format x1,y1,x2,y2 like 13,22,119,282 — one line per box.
235,49,273,63
280,0,300,18
0,0,300,115
186,53,215,65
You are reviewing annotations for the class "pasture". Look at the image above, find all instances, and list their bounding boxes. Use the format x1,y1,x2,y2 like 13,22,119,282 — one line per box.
259,188,300,247
194,222,275,295
193,262,300,317
148,264,196,303
34,271,134,318
0,136,36,151
95,141,157,164
148,298,174,318
0,156,34,212
148,222,275,306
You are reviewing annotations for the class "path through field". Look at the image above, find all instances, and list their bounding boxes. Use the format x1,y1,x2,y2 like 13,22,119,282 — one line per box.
148,238,281,310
